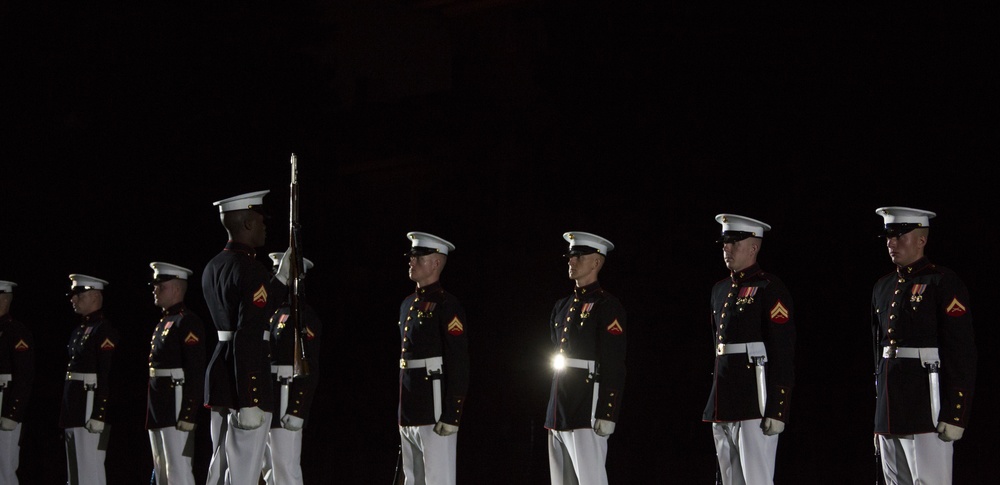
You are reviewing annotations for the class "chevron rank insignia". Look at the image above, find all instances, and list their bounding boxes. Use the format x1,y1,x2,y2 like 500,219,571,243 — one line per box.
100,338,116,350
946,297,967,317
447,316,464,336
253,284,268,308
606,319,623,335
305,327,316,340
184,332,200,345
770,300,790,323
14,339,30,351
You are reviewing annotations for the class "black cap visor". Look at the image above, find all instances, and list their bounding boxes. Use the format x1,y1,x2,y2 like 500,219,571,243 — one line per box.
149,275,181,285
405,246,439,257
717,231,754,244
67,286,99,297
564,245,601,258
881,223,922,239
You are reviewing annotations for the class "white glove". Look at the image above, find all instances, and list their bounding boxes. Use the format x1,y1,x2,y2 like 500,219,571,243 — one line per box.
85,419,105,434
761,418,785,436
0,417,18,431
281,414,304,432
275,247,294,285
176,420,196,432
234,406,265,430
936,422,965,442
593,419,616,437
433,421,459,436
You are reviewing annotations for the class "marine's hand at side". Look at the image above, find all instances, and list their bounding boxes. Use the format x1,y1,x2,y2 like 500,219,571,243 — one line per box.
281,414,304,431
761,418,785,436
593,419,616,437
234,406,265,430
936,422,964,442
0,417,18,431
176,420,196,432
433,421,459,436
85,419,105,434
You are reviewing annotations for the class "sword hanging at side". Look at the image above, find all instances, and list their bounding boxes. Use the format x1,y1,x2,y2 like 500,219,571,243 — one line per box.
289,153,310,377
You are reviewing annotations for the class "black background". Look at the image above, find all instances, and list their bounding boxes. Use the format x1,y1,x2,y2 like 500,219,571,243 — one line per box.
2,1,997,484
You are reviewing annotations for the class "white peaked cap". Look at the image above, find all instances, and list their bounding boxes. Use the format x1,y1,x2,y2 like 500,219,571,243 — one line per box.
0,280,17,293
406,232,456,255
69,274,109,290
150,262,194,281
716,214,771,238
563,231,615,255
213,190,270,213
268,252,315,272
876,206,936,226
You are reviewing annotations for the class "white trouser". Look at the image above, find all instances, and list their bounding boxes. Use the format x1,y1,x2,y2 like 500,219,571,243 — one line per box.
65,427,107,485
205,410,229,485
712,420,778,485
399,424,457,485
547,428,609,485
205,408,273,485
263,426,304,485
149,427,196,485
878,433,953,485
0,422,22,484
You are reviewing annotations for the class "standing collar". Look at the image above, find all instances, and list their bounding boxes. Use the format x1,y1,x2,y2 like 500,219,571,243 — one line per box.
897,257,932,279
224,240,257,259
731,263,762,284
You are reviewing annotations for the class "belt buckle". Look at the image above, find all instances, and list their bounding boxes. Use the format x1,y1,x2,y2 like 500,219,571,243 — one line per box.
399,358,407,369
887,344,897,359
716,343,725,355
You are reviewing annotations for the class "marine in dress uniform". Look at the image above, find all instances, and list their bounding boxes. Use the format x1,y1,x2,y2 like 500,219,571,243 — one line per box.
146,262,206,485
202,190,289,485
702,215,795,485
397,232,469,485
872,207,976,485
261,254,322,485
0,280,34,485
61,274,119,485
546,232,626,485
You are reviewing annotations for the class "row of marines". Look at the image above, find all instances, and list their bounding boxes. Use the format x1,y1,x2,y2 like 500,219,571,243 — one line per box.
0,189,323,485
0,198,978,485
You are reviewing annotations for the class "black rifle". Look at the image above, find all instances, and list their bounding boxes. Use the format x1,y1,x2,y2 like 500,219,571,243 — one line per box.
288,153,309,377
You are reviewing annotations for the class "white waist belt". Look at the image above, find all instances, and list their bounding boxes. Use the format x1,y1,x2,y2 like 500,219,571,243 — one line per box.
0,373,11,386
217,331,269,341
400,357,444,420
272,365,294,379
717,342,769,416
882,346,940,362
883,346,943,424
563,358,596,371
149,368,186,420
66,372,98,421
149,368,185,380
400,356,443,371
65,372,97,385
716,341,767,357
